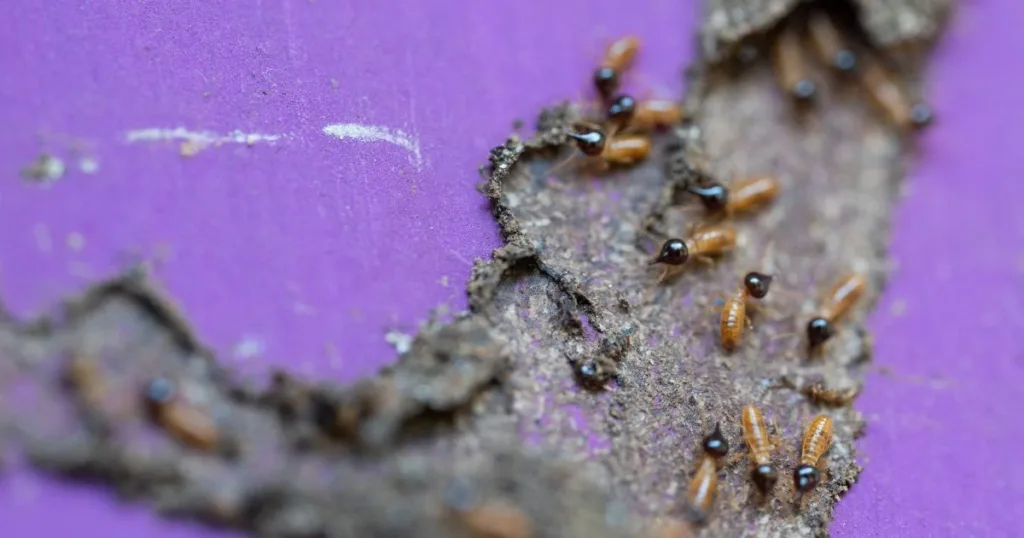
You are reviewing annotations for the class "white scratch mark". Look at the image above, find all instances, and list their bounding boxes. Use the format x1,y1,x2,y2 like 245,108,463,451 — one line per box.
232,335,265,359
79,157,99,174
124,127,285,148
67,232,86,251
33,223,52,253
322,123,424,170
385,330,414,355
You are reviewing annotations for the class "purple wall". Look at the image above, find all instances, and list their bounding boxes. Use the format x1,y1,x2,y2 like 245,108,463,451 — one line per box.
832,2,1024,535
0,1,1020,537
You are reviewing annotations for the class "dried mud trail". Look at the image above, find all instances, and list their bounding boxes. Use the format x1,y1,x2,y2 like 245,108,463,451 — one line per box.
0,1,949,537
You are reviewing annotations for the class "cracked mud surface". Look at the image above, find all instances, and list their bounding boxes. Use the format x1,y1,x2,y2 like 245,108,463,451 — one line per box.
0,1,948,537
701,0,951,63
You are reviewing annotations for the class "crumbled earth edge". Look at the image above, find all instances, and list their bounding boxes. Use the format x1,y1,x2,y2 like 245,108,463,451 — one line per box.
700,0,952,64
0,2,950,537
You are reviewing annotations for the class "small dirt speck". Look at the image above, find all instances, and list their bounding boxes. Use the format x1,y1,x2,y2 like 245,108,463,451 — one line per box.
21,153,66,183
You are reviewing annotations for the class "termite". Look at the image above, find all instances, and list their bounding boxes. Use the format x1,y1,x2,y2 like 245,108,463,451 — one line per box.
857,54,933,129
807,272,867,348
701,422,729,459
64,354,105,409
806,10,857,73
444,479,534,538
647,518,695,538
687,176,780,218
143,377,220,452
605,94,637,132
720,271,774,352
741,405,778,495
686,455,719,525
593,36,641,100
794,414,833,494
456,501,534,538
566,125,651,168
772,21,816,101
631,99,683,131
805,381,861,407
650,225,737,272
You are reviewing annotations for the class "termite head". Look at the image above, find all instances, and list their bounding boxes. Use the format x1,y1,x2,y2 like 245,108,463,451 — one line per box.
144,377,176,405
792,79,816,102
652,238,688,266
567,128,607,157
752,464,778,494
834,50,857,72
606,94,637,127
701,423,729,458
743,272,773,299
143,377,176,417
687,183,728,212
576,359,615,388
806,317,835,347
684,505,708,527
593,67,619,99
910,103,934,129
794,464,820,492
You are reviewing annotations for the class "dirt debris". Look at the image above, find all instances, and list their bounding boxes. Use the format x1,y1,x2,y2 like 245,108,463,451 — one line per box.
0,271,639,538
699,0,952,64
19,153,66,184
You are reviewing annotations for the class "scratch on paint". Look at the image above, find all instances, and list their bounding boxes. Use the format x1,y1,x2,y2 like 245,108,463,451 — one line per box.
322,123,424,171
124,127,285,148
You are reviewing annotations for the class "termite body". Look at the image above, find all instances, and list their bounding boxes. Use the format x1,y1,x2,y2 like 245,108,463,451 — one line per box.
857,56,933,129
593,36,641,101
807,11,857,73
652,226,737,267
687,176,780,218
631,99,683,131
721,271,774,351
772,23,816,101
794,415,834,494
686,455,719,525
567,126,651,167
807,273,867,348
741,405,778,494
144,377,220,452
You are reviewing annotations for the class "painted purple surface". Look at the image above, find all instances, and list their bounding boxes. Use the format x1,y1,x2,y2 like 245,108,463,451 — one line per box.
0,1,690,536
831,3,1024,536
1,1,1021,537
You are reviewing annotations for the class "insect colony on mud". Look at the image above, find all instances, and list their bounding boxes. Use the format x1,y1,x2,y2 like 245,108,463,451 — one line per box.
522,6,927,526
46,3,931,536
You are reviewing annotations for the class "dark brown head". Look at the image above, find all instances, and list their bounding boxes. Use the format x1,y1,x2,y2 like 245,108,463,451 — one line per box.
910,103,934,129
593,67,619,99
311,391,342,436
143,377,176,418
752,464,778,494
567,127,606,157
833,50,857,72
652,238,688,266
684,505,708,527
743,272,774,299
575,359,617,390
443,477,480,512
794,464,820,492
701,423,729,458
687,183,729,212
806,317,835,347
606,94,636,128
144,377,176,406
791,79,816,102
